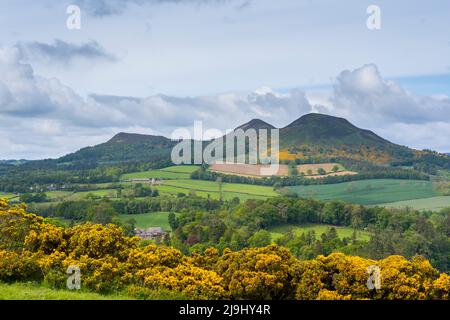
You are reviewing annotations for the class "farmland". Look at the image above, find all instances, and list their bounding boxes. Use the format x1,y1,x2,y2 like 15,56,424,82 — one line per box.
286,179,438,205
0,192,18,199
269,223,371,242
209,162,356,178
378,196,450,211
121,165,198,180
156,179,277,200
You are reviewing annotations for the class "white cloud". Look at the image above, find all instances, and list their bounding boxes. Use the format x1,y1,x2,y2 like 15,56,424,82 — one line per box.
310,64,450,152
326,64,450,125
1,47,450,159
0,45,312,158
17,39,116,65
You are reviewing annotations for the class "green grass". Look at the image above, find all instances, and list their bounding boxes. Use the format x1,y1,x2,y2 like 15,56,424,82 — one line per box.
0,192,18,199
155,179,277,200
121,165,200,181
118,212,176,230
159,165,199,173
122,170,191,180
269,223,370,242
45,191,74,201
437,169,450,179
287,179,437,205
0,282,133,300
64,189,118,201
378,196,450,211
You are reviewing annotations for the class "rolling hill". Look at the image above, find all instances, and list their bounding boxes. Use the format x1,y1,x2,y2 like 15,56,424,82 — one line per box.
278,113,416,164
8,113,450,170
55,133,176,166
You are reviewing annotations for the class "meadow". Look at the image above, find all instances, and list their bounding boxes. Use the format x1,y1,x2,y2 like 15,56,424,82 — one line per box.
269,223,371,242
378,196,450,211
286,179,438,205
0,192,18,199
117,212,175,230
45,189,118,201
121,165,199,180
156,179,277,201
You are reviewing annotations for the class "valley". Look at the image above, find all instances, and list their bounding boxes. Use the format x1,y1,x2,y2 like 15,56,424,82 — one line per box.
1,113,450,301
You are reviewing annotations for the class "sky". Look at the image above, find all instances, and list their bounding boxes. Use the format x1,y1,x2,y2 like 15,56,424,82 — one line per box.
0,0,449,159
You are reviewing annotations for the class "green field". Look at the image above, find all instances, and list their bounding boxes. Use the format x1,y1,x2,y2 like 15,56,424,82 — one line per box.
287,179,437,205
159,165,199,173
269,223,370,242
118,212,175,230
0,282,132,300
121,165,199,180
378,196,450,211
0,192,18,199
156,179,277,201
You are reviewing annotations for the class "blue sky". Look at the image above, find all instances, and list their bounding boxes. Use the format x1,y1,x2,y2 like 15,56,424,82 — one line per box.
0,0,449,158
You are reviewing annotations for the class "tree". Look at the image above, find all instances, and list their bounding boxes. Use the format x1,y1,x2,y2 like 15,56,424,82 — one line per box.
168,212,179,230
87,203,116,225
332,165,340,173
288,162,298,177
248,230,272,247
317,168,326,175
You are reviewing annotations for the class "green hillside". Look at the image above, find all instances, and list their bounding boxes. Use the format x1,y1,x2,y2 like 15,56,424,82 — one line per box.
279,113,415,163
286,179,437,205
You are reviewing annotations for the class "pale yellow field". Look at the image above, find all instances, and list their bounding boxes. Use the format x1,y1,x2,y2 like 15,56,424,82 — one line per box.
210,162,357,178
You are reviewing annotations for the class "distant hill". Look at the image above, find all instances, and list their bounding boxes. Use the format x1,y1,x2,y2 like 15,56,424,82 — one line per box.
277,113,416,164
17,113,449,169
235,119,275,132
55,133,176,166
0,160,29,165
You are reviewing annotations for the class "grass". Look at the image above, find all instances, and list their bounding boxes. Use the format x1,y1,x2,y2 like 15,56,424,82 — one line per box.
269,223,371,242
0,282,133,300
378,196,450,211
155,185,269,201
0,192,18,199
122,170,191,180
64,189,118,201
155,179,277,200
121,165,199,180
159,165,199,173
45,190,74,201
117,212,176,230
437,169,450,179
287,179,437,205
0,282,187,300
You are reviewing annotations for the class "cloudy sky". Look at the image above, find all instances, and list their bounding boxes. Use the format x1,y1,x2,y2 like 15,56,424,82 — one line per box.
0,0,449,159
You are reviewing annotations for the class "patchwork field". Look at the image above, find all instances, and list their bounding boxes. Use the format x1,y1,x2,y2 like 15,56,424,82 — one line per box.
117,212,176,230
269,223,370,242
210,162,356,178
286,179,438,205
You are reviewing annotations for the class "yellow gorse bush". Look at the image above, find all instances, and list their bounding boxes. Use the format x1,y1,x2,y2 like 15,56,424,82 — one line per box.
0,198,449,300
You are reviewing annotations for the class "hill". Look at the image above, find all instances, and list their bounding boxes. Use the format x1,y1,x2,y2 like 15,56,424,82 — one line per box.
6,113,450,172
278,113,416,164
55,133,176,166
235,119,275,131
